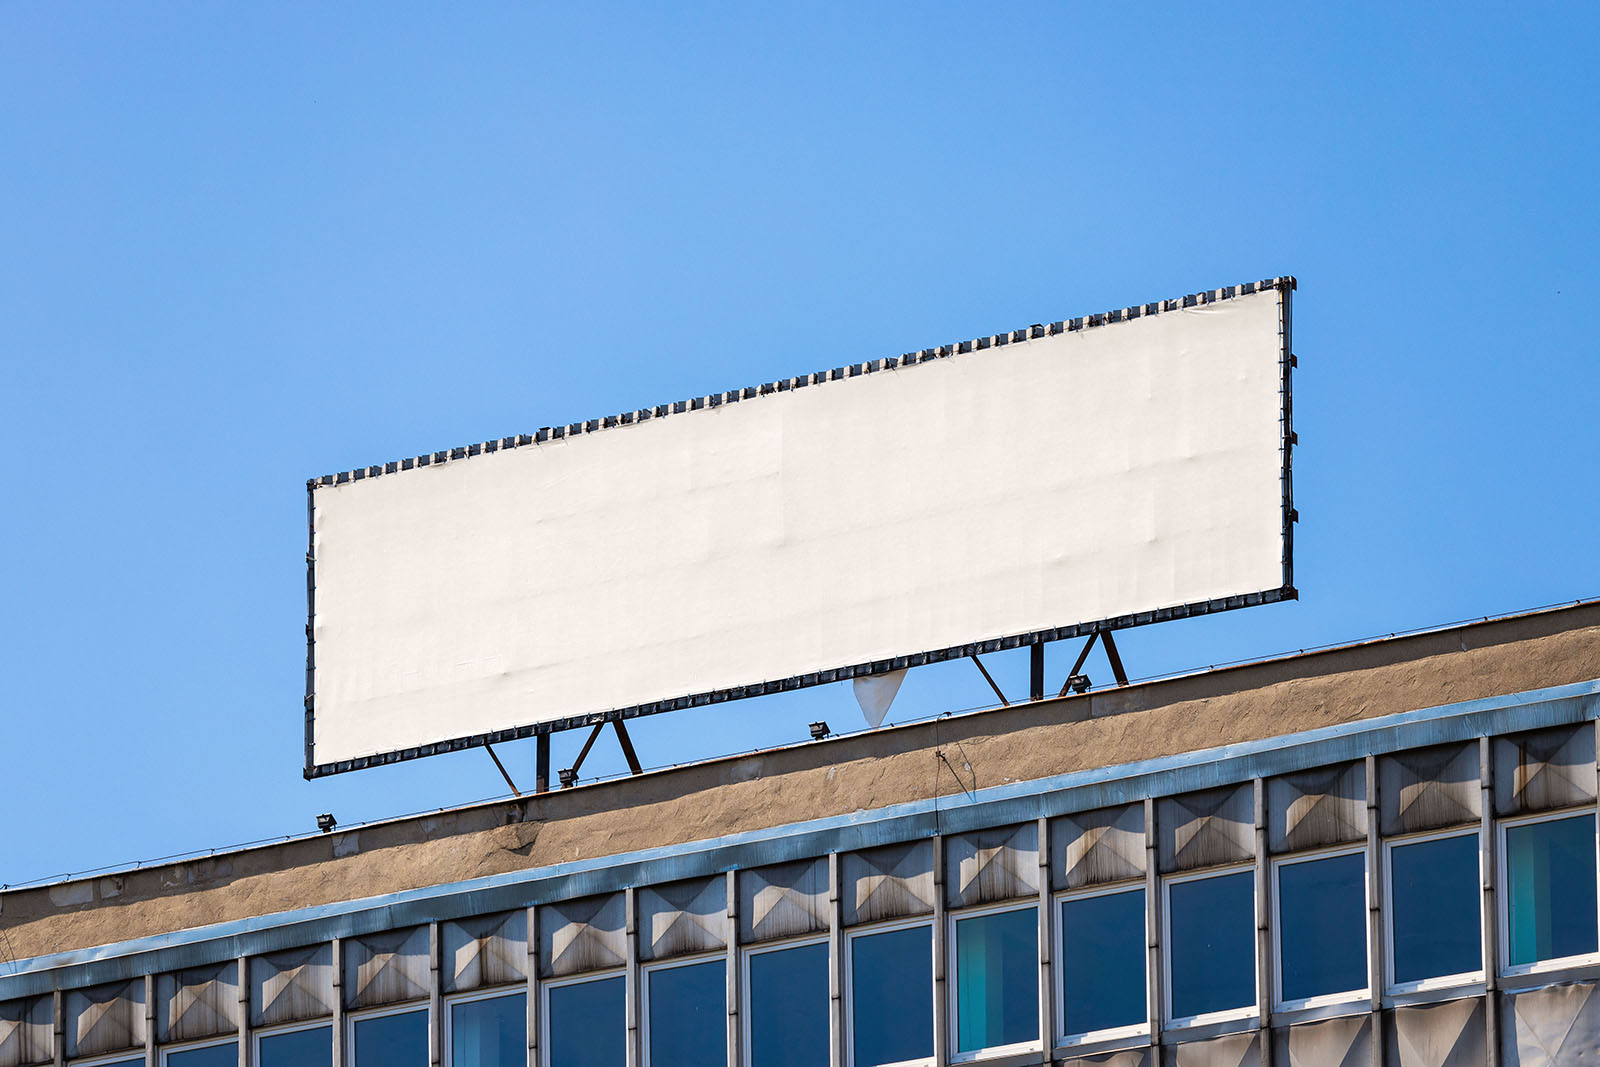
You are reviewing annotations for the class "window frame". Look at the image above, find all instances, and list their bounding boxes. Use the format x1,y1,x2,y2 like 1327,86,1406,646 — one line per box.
1496,807,1600,979
945,900,1043,1064
443,985,527,1067
1270,844,1371,1013
740,935,831,1067
1382,827,1485,996
252,1020,335,1066
157,1035,238,1066
345,1001,430,1067
639,952,728,1067
538,968,625,1067
843,916,936,1067
1053,880,1149,1049
1161,864,1259,1030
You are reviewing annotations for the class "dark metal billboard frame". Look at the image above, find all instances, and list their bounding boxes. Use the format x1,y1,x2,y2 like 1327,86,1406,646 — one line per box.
304,276,1297,779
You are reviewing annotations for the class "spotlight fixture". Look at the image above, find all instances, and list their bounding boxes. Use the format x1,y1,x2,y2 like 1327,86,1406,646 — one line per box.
558,767,579,788
1067,674,1091,694
316,813,338,834
808,721,830,741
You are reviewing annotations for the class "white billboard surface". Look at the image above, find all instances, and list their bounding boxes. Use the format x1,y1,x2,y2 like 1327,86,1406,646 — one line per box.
307,279,1293,775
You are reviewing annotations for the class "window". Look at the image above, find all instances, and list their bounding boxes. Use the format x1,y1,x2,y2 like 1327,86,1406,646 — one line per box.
350,1006,428,1067
744,939,829,1067
162,1040,237,1067
950,905,1039,1060
543,973,624,1067
1385,831,1482,991
644,957,726,1066
1164,868,1255,1026
1274,850,1368,1009
1058,886,1146,1043
448,990,526,1067
256,1024,333,1067
1502,811,1599,972
847,921,933,1067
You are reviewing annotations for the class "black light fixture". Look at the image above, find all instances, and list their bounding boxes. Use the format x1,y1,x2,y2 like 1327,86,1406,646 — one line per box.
808,721,830,741
1067,674,1091,694
316,813,337,834
558,767,579,788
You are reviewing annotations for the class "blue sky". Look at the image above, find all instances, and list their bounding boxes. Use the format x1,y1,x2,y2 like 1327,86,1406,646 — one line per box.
3,4,1597,886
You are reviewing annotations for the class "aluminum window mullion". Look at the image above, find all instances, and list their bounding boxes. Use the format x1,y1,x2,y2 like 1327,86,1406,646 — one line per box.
145,973,156,1067
625,888,640,1067
1365,756,1381,1067
1253,778,1271,1061
331,938,344,1067
828,852,843,1067
525,907,538,1067
237,955,250,1067
1144,798,1161,1064
1481,736,1499,1067
931,835,946,1067
428,923,441,1067
1035,816,1051,1056
725,870,739,1067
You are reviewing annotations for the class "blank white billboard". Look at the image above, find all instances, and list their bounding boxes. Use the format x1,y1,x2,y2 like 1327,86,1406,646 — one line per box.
306,278,1294,776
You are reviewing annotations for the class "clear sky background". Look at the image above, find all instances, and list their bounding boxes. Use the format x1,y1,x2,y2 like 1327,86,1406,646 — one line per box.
3,4,1597,887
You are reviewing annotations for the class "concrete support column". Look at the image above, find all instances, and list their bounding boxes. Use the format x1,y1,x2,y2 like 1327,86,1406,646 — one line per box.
526,906,539,1067
330,937,344,1067
932,834,947,1067
726,870,740,1067
237,955,250,1067
828,852,844,1067
625,887,640,1067
429,922,442,1067
1036,816,1053,1058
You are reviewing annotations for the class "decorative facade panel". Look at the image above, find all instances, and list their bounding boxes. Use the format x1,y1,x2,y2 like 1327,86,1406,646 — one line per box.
65,981,145,1060
1159,784,1254,873
1380,743,1482,835
344,926,430,1009
1501,981,1600,1065
638,878,727,962
842,839,936,926
1166,1029,1259,1067
251,944,334,1027
158,960,238,1043
442,909,528,993
1386,997,1487,1067
1053,803,1145,890
0,996,51,1067
1268,762,1366,854
739,859,828,944
540,894,628,978
1494,724,1598,817
1060,1048,1150,1067
1272,1014,1370,1066
946,822,1039,908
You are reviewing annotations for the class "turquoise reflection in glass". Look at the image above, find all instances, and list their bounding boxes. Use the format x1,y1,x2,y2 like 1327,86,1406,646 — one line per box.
1060,888,1145,1037
954,907,1038,1053
647,959,726,1066
851,924,932,1066
451,992,526,1067
1507,813,1599,967
748,942,828,1067
1278,852,1367,1003
1390,834,1481,984
260,1025,332,1067
353,1008,427,1067
548,976,624,1067
1167,870,1254,1020
167,1042,237,1067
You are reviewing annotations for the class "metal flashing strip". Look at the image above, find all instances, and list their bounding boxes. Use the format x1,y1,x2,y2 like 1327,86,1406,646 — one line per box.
304,276,1298,777
18,662,1579,1004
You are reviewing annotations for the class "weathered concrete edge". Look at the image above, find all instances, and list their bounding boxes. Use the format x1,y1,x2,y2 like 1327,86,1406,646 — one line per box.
5,677,1597,1000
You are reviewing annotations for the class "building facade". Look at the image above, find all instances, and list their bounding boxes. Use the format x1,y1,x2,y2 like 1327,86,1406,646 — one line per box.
4,603,1600,1066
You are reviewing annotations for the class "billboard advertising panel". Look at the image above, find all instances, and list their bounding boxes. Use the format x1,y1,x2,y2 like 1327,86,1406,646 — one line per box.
306,278,1294,776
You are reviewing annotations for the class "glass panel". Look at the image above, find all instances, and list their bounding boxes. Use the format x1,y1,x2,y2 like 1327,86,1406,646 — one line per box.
451,993,526,1067
548,976,624,1067
1390,834,1481,984
1507,813,1599,967
1278,852,1367,1003
647,960,726,1067
1060,888,1145,1037
851,925,932,1066
167,1043,237,1067
748,942,829,1067
954,907,1038,1053
353,1009,427,1067
1167,871,1254,1021
260,1026,333,1067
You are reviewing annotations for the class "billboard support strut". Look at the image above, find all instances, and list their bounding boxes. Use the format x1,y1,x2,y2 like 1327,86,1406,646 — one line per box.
484,744,521,797
536,735,550,794
1058,630,1131,697
970,654,1009,707
559,719,646,788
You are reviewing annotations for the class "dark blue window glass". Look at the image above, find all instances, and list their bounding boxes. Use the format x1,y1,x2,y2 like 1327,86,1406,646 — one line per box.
647,959,726,1066
451,992,525,1067
167,1042,237,1067
1167,871,1254,1021
851,925,932,1066
260,1026,332,1067
1507,814,1599,967
1278,852,1367,1003
548,976,624,1067
1390,834,1481,985
353,1008,427,1067
954,907,1038,1053
1061,888,1145,1037
748,942,829,1067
